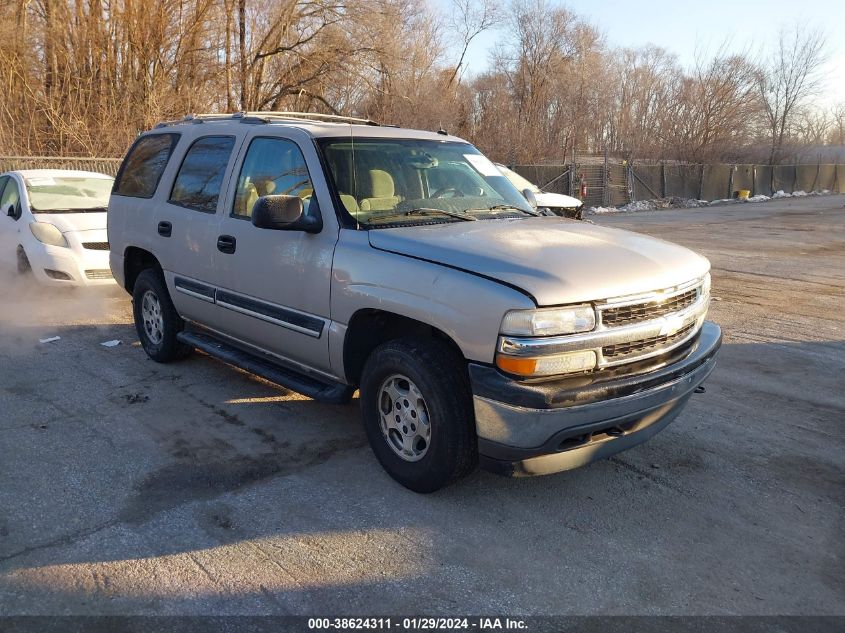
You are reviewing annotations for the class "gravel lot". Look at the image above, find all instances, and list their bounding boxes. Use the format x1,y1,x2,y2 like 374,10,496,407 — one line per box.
0,195,842,616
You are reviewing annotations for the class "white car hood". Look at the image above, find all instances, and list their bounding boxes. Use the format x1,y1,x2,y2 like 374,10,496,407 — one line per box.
368,217,710,306
33,211,107,234
535,191,582,209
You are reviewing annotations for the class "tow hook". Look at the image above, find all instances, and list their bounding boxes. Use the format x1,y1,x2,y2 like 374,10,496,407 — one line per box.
694,385,706,394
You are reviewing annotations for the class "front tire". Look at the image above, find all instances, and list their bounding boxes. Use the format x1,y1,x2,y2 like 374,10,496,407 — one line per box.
16,246,31,276
360,337,477,493
132,269,191,362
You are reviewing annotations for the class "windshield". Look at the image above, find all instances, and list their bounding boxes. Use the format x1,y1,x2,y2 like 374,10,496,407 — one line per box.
24,175,113,212
318,138,533,227
496,164,540,193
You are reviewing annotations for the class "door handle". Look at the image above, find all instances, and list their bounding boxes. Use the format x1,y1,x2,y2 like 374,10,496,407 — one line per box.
157,221,172,237
217,235,236,254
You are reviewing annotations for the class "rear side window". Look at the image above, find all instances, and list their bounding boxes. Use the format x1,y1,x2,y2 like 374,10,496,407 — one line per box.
113,134,180,198
169,136,235,213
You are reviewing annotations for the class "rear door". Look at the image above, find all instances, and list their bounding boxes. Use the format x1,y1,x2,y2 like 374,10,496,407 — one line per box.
112,131,244,330
205,129,339,375
156,133,244,331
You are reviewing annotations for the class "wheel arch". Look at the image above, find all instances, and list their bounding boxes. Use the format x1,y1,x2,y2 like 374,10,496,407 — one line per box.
342,309,465,388
123,246,162,294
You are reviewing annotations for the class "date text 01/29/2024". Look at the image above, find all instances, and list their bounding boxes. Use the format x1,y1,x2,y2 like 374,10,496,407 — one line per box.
307,618,528,630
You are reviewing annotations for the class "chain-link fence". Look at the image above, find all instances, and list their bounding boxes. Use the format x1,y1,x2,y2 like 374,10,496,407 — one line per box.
3,154,843,206
514,157,845,207
0,156,122,176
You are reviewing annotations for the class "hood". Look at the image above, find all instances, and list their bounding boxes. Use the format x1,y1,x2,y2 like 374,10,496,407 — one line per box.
535,191,582,209
368,217,710,306
33,211,107,234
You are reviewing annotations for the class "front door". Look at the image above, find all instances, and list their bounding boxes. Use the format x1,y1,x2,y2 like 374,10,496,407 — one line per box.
208,131,339,376
0,176,23,272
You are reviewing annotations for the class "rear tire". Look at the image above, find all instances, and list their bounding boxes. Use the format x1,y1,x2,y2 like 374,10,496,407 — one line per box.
132,269,191,362
359,337,477,493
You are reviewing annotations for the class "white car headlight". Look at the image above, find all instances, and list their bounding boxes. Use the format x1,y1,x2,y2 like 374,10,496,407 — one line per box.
501,305,596,337
30,222,68,248
701,272,711,298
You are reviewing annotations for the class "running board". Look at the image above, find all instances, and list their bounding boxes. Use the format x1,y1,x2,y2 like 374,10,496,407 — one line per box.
176,330,353,404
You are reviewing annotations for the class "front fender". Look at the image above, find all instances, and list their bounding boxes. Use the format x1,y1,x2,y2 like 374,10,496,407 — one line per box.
329,230,534,379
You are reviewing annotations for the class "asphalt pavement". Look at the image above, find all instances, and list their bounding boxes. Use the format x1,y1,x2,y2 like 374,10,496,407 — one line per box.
0,195,842,615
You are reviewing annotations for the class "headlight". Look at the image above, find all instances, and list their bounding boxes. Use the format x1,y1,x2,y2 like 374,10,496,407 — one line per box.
701,272,711,298
30,223,68,247
501,305,595,337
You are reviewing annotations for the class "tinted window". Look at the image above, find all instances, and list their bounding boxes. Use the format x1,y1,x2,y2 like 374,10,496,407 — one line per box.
114,133,180,198
170,136,235,213
232,137,314,218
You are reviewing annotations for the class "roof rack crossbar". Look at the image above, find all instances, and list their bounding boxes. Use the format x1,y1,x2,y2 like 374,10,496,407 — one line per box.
242,111,379,126
154,111,379,128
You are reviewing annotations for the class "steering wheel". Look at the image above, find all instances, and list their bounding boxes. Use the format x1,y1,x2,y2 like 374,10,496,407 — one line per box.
431,186,465,198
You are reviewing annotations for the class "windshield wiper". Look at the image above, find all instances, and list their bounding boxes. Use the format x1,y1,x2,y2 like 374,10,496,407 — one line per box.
365,207,476,224
480,204,541,217
405,207,476,221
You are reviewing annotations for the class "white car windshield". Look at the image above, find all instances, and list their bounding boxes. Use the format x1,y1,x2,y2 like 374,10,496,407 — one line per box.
496,164,540,194
318,138,534,226
25,176,113,213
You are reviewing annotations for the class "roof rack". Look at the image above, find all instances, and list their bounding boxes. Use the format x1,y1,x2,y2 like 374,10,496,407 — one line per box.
154,111,379,128
243,111,379,126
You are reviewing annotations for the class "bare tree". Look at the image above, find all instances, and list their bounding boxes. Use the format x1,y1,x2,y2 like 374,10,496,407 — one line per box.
445,0,500,87
757,27,827,164
829,103,845,146
0,1,837,165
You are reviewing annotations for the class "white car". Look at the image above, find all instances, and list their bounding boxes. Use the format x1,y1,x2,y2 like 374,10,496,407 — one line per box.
0,169,115,286
496,163,584,219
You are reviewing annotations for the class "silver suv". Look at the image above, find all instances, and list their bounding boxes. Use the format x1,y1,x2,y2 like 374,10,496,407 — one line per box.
108,112,721,492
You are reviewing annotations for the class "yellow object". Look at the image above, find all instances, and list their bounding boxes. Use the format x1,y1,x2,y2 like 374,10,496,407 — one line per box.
736,190,750,200
495,350,597,377
495,356,539,376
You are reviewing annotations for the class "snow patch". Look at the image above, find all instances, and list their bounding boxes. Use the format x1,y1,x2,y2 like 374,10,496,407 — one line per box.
586,189,834,215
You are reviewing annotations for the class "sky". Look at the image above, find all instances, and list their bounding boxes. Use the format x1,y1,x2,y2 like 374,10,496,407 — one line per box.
433,0,845,107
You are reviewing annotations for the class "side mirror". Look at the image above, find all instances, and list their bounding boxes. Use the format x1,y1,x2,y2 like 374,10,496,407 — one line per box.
251,195,322,233
522,188,538,210
6,205,15,218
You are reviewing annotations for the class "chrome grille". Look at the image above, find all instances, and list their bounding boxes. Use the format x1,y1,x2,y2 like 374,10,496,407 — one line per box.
83,241,110,251
601,288,698,327
85,269,113,280
602,323,696,360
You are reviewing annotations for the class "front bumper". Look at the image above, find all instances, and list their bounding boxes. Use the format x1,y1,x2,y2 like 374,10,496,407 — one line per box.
470,321,722,476
28,242,114,287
